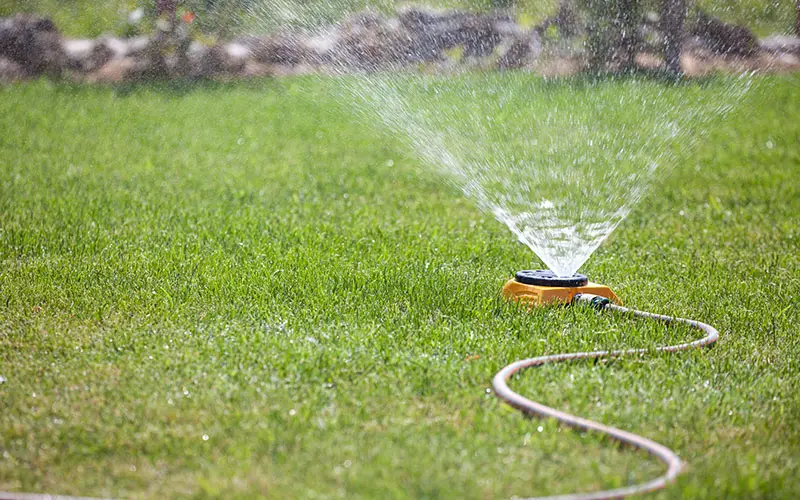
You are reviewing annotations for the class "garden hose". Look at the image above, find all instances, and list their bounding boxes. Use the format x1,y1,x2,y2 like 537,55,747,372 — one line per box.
493,293,719,500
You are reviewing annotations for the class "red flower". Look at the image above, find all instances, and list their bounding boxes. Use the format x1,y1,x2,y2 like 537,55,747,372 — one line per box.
182,11,196,24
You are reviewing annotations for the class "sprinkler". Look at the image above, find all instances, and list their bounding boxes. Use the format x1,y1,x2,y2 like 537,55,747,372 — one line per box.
503,269,619,306
493,270,719,500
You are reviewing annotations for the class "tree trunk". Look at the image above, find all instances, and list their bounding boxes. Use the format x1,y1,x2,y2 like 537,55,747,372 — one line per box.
618,0,638,71
796,0,799,37
661,0,686,75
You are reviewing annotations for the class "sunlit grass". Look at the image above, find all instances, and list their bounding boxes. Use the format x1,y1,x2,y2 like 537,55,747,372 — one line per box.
0,74,799,498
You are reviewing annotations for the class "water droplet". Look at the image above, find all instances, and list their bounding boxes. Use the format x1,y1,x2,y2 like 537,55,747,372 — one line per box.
343,73,751,278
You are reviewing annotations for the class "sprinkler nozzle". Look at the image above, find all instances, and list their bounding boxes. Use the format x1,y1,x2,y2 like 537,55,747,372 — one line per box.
503,270,620,307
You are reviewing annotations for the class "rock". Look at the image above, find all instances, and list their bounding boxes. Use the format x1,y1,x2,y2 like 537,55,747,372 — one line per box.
459,15,507,58
0,14,65,76
242,33,310,66
225,42,250,61
185,41,209,76
398,8,516,61
63,38,114,72
130,25,194,79
690,11,758,56
324,8,536,69
397,6,451,31
96,36,149,60
536,0,581,38
197,43,248,77
497,31,542,69
396,9,456,62
305,30,340,65
0,56,26,81
760,35,800,55
334,12,418,69
85,57,137,83
124,36,151,58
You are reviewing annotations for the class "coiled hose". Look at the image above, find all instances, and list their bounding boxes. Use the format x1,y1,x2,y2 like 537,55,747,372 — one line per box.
492,293,719,500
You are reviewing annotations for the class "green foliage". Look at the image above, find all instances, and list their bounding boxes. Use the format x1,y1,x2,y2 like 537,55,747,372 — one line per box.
577,0,643,70
696,0,797,35
0,0,794,37
0,74,799,498
0,0,137,37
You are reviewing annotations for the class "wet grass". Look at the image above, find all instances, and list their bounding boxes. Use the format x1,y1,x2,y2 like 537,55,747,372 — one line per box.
1,73,799,499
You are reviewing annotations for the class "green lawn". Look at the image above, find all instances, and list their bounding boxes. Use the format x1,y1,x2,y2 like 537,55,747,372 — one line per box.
1,74,799,499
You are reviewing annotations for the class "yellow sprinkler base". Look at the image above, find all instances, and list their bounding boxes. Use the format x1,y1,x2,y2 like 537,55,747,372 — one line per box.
502,270,620,307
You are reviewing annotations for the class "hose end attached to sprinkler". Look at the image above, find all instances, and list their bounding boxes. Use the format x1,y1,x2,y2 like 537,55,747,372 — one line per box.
573,293,612,310
502,270,620,307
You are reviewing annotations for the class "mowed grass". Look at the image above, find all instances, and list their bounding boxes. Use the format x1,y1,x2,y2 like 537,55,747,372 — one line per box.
0,74,799,499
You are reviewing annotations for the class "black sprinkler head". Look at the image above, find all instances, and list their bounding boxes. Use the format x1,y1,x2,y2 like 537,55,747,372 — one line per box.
515,270,589,288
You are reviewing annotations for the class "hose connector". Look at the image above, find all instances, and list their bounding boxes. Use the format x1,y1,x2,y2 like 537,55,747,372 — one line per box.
574,293,611,310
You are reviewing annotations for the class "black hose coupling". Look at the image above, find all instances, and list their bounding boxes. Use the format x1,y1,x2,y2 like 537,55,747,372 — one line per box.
574,293,611,310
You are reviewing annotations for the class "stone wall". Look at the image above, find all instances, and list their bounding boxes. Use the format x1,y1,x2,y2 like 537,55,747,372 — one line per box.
1,7,798,83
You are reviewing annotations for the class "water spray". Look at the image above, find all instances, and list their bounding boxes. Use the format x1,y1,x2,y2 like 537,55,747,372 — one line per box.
494,270,719,500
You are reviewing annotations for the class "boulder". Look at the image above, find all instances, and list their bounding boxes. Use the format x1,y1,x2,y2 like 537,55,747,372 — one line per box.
396,6,451,32
241,33,310,66
497,31,542,69
459,14,509,58
536,0,581,38
398,7,470,59
334,12,419,69
0,14,65,76
690,11,758,56
63,38,114,72
0,56,26,81
197,43,249,77
760,35,800,55
305,30,340,65
401,9,514,60
96,36,150,60
85,57,137,83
